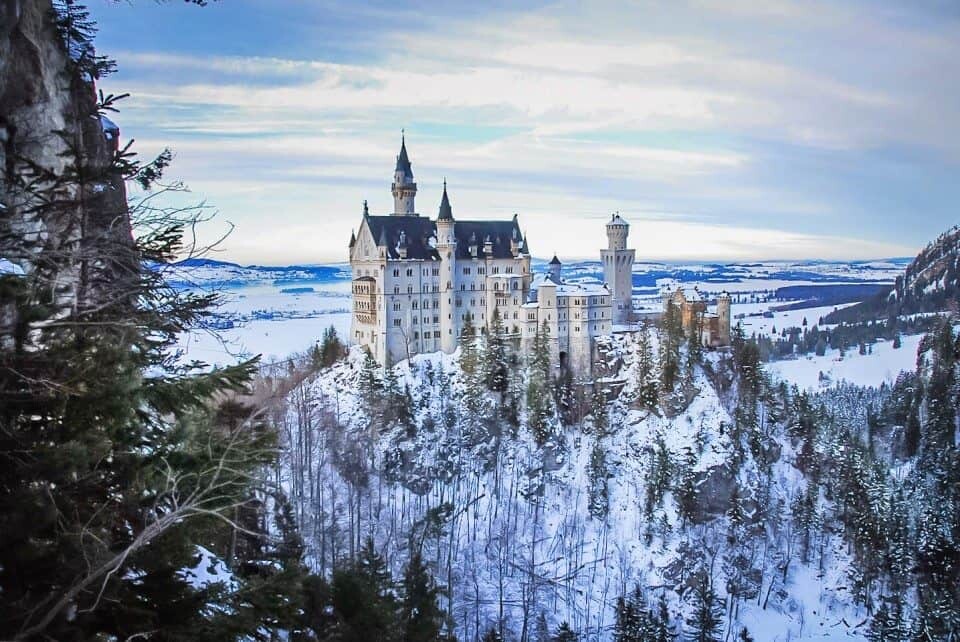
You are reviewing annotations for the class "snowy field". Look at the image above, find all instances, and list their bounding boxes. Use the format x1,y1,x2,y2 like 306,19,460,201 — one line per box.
176,278,352,365
767,333,922,390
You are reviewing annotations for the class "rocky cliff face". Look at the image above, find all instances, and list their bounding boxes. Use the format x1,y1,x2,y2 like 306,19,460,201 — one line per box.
0,0,131,306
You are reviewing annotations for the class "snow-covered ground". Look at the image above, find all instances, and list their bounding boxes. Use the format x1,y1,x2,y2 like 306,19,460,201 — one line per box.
767,333,922,390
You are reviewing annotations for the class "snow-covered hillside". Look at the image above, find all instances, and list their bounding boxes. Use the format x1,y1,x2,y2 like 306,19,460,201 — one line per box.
272,332,878,641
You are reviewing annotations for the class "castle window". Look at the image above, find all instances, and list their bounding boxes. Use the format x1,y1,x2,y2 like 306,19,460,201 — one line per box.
393,319,401,327
433,316,439,323
393,269,399,277
413,317,418,325
463,267,471,275
434,330,440,338
461,284,466,291
493,267,499,274
393,302,401,311
394,286,399,294
478,267,485,275
408,286,413,293
414,331,419,339
506,266,513,273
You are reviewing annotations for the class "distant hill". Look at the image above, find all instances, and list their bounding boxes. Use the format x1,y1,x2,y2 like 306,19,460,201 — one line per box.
826,226,960,323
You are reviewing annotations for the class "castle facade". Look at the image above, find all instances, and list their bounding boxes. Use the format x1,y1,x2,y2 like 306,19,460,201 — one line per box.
348,136,635,373
662,287,732,348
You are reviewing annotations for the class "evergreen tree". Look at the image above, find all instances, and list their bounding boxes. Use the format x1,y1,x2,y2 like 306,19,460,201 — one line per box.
659,303,683,391
485,307,510,394
314,325,346,369
552,621,578,641
636,327,660,411
868,594,908,642
0,6,289,633
587,442,610,519
685,571,722,642
527,320,555,445
400,550,444,642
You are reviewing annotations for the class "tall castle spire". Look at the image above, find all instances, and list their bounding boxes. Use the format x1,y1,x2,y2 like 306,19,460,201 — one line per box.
391,130,417,216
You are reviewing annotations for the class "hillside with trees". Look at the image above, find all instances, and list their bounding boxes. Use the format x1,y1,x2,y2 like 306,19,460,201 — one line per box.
826,226,960,325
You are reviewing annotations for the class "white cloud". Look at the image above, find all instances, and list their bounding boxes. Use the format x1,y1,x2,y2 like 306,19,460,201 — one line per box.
99,0,960,263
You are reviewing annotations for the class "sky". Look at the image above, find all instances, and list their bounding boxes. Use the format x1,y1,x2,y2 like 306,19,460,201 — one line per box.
86,0,960,265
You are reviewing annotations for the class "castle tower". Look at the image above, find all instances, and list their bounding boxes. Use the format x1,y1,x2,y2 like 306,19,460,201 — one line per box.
601,213,635,324
436,180,457,353
717,292,731,345
548,254,562,283
391,132,417,215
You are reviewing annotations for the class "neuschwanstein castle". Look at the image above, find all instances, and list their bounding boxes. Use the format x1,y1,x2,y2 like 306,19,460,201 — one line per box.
348,136,728,373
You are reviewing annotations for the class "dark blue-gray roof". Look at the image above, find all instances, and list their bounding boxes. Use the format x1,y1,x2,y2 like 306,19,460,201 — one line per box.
395,136,413,180
365,215,526,260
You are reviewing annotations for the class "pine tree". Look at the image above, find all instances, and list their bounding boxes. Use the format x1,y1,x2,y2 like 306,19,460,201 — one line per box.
315,325,346,369
485,307,510,394
400,550,444,642
654,592,672,642
869,594,908,642
587,442,610,519
659,303,683,391
636,327,660,411
527,320,555,445
552,621,578,641
685,571,722,642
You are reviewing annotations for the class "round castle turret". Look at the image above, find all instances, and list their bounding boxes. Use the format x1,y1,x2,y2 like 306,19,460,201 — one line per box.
606,213,629,250
601,213,635,324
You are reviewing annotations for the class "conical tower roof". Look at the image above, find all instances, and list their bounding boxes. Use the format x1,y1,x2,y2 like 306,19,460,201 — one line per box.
395,132,413,180
438,179,453,220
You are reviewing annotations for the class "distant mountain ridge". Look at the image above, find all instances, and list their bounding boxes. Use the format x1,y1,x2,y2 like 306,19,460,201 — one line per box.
167,256,906,292
826,226,960,323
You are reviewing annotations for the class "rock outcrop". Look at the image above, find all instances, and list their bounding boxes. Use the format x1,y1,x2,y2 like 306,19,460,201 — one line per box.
1,0,132,318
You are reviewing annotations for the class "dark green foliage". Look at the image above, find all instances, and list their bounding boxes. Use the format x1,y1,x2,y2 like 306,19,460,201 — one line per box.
614,586,670,641
635,327,659,411
552,621,578,642
685,571,723,642
587,442,610,519
659,303,684,391
527,320,555,445
400,550,445,642
313,325,346,369
485,307,510,394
